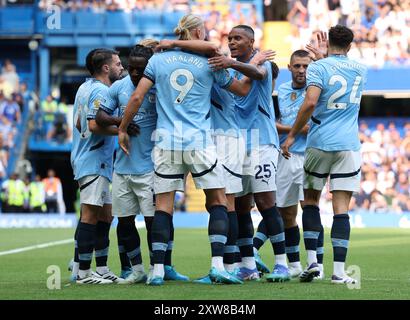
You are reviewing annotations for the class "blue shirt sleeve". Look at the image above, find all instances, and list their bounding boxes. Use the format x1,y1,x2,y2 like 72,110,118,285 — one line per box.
143,57,156,84
87,85,110,120
306,62,324,89
213,69,234,89
100,83,119,115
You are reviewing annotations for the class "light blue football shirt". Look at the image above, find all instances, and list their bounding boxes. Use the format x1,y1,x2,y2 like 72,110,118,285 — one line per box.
210,84,240,137
101,75,157,175
306,55,367,151
232,60,279,151
143,50,233,150
278,80,307,155
71,78,115,181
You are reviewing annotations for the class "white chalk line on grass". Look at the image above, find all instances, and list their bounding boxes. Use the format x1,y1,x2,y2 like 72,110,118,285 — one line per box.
0,239,73,256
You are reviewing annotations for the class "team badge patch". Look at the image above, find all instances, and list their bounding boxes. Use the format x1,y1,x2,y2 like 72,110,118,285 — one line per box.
291,92,297,101
93,99,101,109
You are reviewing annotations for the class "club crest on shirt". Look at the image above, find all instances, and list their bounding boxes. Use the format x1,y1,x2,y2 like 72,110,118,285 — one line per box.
291,92,297,101
148,94,156,104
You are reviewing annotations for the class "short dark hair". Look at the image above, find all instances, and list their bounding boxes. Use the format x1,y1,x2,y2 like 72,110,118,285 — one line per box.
233,25,255,39
85,48,104,75
129,44,154,61
270,61,279,80
328,25,354,49
91,49,119,75
290,49,310,62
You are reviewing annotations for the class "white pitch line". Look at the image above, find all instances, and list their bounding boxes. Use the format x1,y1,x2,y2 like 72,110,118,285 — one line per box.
0,239,73,256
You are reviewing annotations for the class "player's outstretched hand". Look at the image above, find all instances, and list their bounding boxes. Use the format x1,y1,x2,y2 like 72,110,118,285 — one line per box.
118,130,130,155
306,31,328,61
281,136,295,159
208,55,233,71
250,50,276,65
127,123,140,136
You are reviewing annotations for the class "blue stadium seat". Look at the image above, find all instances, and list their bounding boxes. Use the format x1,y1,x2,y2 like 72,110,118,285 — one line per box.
134,10,164,35
163,11,185,31
0,7,34,34
105,12,134,34
75,11,104,33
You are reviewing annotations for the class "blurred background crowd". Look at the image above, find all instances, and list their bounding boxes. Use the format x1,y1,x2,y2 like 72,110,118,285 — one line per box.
0,0,407,214
286,0,410,67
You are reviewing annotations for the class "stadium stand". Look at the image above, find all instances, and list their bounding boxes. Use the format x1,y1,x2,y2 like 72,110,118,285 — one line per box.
0,0,408,216
285,0,410,67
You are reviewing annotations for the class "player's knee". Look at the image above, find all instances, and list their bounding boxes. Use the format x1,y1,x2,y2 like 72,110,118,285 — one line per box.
118,215,135,227
80,213,98,225
254,196,275,212
205,190,227,208
281,214,297,228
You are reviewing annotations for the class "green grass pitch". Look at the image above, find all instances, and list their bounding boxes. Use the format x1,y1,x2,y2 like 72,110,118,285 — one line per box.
0,228,409,300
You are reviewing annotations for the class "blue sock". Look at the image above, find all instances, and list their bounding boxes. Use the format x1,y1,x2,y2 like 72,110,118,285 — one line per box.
302,205,322,251
77,222,96,271
331,214,350,262
285,226,300,263
317,225,324,264
116,225,131,270
164,221,174,266
208,205,228,257
234,246,242,264
144,217,154,266
253,220,268,251
151,211,172,264
74,220,80,263
117,217,142,266
237,212,254,258
224,211,238,265
95,221,110,267
260,206,286,255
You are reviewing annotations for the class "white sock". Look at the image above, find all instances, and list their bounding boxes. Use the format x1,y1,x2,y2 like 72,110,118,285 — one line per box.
211,257,225,271
289,261,302,269
241,257,257,270
275,254,288,267
78,269,91,279
96,266,109,275
318,263,324,273
72,261,79,277
333,261,345,278
132,264,145,273
153,264,164,278
224,263,235,273
253,247,258,255
307,250,318,266
234,262,242,270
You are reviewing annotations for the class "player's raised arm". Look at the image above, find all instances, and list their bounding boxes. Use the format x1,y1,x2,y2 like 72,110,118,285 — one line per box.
118,77,153,155
157,39,219,57
281,85,321,158
211,50,275,96
208,53,270,80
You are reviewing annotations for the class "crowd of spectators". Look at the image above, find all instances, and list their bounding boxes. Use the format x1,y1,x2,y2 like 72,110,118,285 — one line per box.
287,0,410,67
320,120,410,214
0,59,25,182
38,0,190,12
34,94,72,143
192,1,263,53
0,168,66,213
38,1,263,52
